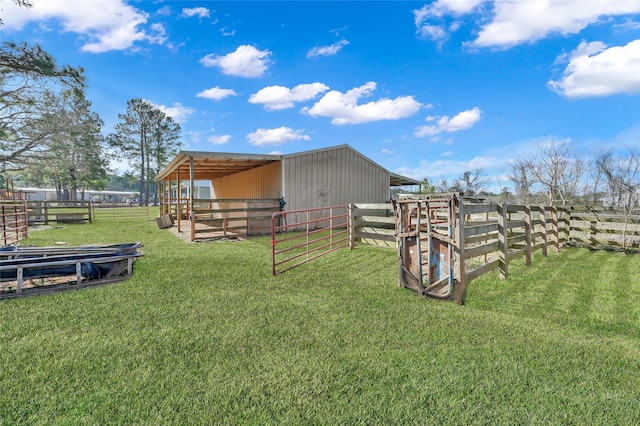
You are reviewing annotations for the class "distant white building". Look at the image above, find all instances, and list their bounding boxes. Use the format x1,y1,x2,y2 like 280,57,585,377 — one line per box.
18,187,138,202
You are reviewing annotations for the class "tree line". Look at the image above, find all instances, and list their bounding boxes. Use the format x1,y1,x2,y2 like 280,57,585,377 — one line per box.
1,1,182,203
417,139,639,214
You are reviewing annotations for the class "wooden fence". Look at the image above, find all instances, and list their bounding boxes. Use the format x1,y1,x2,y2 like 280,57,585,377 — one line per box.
349,203,395,248
461,203,570,283
0,201,29,245
166,198,282,241
568,205,640,250
350,201,572,299
27,200,92,225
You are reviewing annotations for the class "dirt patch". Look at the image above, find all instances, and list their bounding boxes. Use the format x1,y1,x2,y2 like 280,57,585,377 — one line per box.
164,224,246,243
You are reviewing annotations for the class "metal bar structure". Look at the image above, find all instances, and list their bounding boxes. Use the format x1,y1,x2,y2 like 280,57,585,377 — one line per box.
393,194,464,303
271,205,349,275
0,201,29,246
0,243,143,299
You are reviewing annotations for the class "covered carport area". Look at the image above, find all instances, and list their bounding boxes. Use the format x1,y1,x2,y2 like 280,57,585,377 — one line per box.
155,151,283,241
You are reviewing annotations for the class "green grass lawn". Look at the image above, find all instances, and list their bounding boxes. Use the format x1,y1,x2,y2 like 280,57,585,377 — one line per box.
1,219,639,424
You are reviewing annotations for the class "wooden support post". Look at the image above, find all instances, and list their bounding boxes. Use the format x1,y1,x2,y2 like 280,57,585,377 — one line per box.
190,156,195,242
87,201,93,223
562,208,570,248
498,203,509,280
524,205,532,266
483,211,489,263
453,197,467,305
541,207,548,256
176,171,181,233
166,180,170,216
552,207,559,252
158,180,163,215
348,204,355,249
2,205,6,245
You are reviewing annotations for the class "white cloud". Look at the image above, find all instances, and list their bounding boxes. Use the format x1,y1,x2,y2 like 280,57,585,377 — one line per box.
200,45,271,78
382,149,395,155
1,0,165,53
151,102,195,124
413,0,485,41
157,6,172,16
307,39,350,57
247,127,311,146
548,40,640,97
249,83,329,111
473,0,640,48
220,27,236,37
415,107,482,137
413,1,640,48
196,87,238,101
181,7,210,18
208,134,231,145
302,82,421,125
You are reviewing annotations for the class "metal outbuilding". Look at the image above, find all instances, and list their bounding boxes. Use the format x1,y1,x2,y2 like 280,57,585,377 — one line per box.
155,144,419,240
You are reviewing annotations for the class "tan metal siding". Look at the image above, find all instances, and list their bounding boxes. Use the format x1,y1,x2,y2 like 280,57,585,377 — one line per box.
211,161,282,199
283,146,389,211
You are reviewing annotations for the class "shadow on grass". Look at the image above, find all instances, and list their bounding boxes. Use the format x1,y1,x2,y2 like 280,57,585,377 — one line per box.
466,247,640,339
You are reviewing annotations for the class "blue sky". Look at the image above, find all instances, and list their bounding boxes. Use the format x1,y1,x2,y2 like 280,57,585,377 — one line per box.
2,0,640,190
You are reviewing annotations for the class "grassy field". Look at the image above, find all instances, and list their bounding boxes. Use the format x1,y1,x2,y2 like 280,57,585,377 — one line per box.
1,218,639,424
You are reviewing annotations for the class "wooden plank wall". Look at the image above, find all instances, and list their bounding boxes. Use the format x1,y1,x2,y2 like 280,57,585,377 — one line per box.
349,203,395,248
189,198,281,240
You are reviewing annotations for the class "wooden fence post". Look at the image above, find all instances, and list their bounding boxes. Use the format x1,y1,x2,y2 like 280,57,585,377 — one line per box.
562,208,571,248
524,205,532,266
498,203,509,280
541,207,548,256
551,207,559,252
348,203,355,249
189,156,195,242
87,200,93,223
453,197,467,304
1,205,6,246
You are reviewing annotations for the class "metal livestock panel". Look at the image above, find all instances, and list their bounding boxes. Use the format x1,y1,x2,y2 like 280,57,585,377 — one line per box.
210,161,282,199
282,146,389,212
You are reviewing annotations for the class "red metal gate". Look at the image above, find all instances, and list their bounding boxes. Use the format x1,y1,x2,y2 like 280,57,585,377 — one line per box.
271,205,349,274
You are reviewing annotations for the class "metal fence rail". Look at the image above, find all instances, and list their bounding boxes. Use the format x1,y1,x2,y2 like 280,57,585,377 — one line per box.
92,204,152,221
1,201,28,246
271,205,349,275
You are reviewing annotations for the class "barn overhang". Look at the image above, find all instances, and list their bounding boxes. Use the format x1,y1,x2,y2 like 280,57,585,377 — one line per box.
389,172,421,187
155,151,281,182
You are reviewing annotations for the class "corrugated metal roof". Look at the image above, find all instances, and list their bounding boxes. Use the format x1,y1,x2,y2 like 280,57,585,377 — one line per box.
156,145,419,186
155,151,281,181
389,172,421,186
